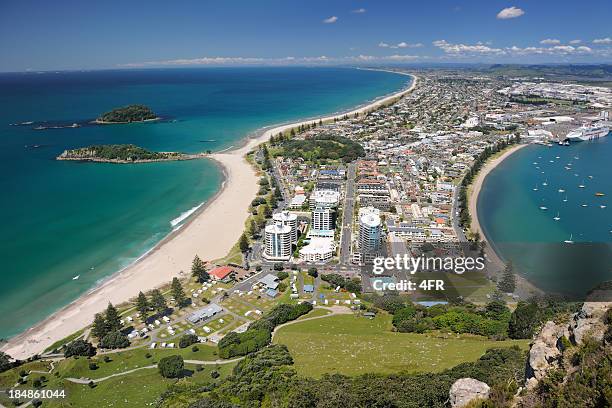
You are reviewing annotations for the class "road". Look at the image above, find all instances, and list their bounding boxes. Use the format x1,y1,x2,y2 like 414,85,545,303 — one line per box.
339,163,356,264
451,185,468,242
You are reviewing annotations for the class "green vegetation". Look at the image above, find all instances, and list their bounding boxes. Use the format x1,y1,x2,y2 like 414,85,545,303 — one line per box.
97,104,157,123
58,144,183,162
157,341,526,407
218,302,313,358
158,355,184,378
273,134,365,163
191,255,210,283
321,273,361,293
507,296,579,339
273,313,528,377
63,339,96,358
99,331,130,349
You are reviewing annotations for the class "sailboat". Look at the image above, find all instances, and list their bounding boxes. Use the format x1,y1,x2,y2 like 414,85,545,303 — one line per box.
539,206,548,211
563,194,568,202
542,178,548,186
564,234,574,244
558,188,565,193
72,275,80,280
578,180,585,188
533,184,539,191
553,212,560,221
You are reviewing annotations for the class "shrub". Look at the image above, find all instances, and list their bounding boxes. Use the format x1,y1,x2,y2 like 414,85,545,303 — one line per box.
64,340,96,358
99,331,130,349
88,362,98,370
179,334,199,349
158,355,184,378
211,370,220,379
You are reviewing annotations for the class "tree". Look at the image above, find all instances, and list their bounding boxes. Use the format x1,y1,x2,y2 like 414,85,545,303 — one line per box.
0,352,12,373
262,204,272,218
158,355,184,378
99,331,130,349
497,262,516,293
91,313,109,340
171,277,188,308
191,255,209,283
249,219,259,239
508,301,540,339
179,334,199,348
150,289,167,314
105,303,121,333
64,340,96,358
136,291,149,322
239,233,250,253
307,267,318,278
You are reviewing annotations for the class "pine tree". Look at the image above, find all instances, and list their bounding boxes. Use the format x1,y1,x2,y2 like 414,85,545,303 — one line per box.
136,291,149,322
171,277,188,308
249,219,259,239
239,233,249,253
150,289,167,314
191,255,209,282
105,303,121,332
497,262,516,294
91,313,108,340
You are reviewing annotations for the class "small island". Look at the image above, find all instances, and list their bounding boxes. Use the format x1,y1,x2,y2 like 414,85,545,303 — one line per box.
57,144,202,163
95,104,159,124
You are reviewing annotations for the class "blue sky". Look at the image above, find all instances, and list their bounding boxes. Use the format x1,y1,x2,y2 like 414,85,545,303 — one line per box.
1,0,611,71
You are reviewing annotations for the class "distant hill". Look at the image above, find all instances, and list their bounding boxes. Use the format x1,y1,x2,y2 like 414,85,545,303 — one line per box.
482,64,612,81
96,104,158,123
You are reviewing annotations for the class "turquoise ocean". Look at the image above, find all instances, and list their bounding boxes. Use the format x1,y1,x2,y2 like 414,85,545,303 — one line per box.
478,136,612,298
0,67,410,339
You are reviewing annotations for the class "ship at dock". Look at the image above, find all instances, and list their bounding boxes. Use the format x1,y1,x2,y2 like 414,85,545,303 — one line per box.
566,111,610,142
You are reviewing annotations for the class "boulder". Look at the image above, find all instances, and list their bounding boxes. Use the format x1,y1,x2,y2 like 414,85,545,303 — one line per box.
449,378,490,408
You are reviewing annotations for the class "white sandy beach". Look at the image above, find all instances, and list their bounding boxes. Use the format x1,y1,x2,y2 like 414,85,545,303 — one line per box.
1,72,418,359
467,143,541,298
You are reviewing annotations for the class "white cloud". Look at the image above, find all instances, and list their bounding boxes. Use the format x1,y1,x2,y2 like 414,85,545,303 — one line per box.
379,41,423,49
351,8,366,13
593,37,612,44
496,6,525,20
540,38,560,45
507,45,592,55
323,16,338,24
569,39,582,45
433,40,506,55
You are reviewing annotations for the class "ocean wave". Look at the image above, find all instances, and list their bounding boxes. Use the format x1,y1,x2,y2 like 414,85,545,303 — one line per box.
170,202,204,227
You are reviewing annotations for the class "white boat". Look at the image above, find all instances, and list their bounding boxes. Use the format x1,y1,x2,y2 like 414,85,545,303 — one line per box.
533,184,539,191
540,206,548,210
601,205,607,209
558,189,565,193
553,212,560,221
72,275,80,280
563,195,568,202
542,179,548,186
566,123,609,142
564,234,574,244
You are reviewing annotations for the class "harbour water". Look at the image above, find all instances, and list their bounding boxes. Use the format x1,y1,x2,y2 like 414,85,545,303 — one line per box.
478,136,612,298
0,67,410,339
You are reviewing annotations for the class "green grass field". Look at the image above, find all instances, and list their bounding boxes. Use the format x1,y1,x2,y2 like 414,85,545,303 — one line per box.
273,313,529,378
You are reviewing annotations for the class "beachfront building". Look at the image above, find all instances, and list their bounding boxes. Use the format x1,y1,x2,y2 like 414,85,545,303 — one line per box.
263,222,292,261
272,210,298,244
312,206,334,231
309,189,340,210
299,237,336,263
357,206,382,264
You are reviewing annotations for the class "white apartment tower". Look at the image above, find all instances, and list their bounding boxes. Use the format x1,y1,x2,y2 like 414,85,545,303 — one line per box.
273,210,298,244
358,206,382,263
263,222,292,261
311,206,334,231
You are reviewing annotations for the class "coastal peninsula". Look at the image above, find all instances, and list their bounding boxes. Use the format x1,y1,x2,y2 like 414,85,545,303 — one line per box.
57,144,201,163
94,104,159,124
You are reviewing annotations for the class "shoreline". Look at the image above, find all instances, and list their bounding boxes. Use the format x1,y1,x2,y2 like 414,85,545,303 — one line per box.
467,143,542,299
1,71,418,360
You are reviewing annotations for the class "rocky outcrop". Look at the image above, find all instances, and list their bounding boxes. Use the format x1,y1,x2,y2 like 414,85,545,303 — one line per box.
525,302,611,390
569,302,610,345
449,378,490,408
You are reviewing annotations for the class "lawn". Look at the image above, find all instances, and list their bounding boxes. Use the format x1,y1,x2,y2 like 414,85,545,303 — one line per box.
273,313,530,378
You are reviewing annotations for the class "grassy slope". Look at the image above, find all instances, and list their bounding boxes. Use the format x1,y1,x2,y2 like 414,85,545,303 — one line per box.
273,313,529,378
